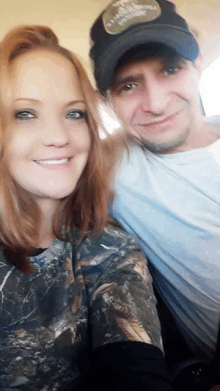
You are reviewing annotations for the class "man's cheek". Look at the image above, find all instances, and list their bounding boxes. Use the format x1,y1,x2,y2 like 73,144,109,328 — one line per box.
114,103,130,124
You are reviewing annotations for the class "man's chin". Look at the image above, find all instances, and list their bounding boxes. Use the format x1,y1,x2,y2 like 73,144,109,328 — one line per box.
131,128,191,154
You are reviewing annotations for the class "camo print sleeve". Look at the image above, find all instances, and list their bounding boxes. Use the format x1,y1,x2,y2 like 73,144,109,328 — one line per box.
75,226,163,353
0,225,163,390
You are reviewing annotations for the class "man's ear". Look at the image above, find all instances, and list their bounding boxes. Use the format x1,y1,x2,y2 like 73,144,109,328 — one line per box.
194,52,204,76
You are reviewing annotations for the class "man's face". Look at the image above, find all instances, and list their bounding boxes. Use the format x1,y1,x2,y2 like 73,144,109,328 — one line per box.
110,52,202,154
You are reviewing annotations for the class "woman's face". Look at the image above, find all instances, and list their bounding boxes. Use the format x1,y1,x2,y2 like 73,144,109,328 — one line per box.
3,49,91,209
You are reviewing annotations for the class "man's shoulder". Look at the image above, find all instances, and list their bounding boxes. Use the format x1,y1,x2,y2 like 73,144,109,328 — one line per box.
116,143,149,178
206,115,220,125
204,116,220,146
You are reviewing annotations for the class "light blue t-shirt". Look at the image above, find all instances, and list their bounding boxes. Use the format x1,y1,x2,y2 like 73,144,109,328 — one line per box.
112,131,220,359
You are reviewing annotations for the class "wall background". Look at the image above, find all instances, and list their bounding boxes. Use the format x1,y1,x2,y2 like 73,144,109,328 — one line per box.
0,0,219,83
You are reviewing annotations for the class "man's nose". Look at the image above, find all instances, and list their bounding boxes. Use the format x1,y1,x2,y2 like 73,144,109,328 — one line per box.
141,80,169,115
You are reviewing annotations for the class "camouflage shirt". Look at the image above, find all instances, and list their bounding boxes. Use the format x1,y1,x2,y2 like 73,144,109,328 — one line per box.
0,226,162,391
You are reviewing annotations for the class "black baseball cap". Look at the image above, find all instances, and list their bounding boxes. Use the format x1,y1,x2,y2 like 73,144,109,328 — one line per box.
90,0,200,93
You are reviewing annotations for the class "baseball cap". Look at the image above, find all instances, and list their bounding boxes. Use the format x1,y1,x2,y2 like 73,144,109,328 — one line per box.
90,0,200,93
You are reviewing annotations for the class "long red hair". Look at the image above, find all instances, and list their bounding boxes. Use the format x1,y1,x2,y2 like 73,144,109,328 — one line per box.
0,25,125,272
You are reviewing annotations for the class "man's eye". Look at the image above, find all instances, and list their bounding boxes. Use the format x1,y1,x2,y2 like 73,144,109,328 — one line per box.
66,110,87,119
121,83,136,92
123,83,133,90
113,82,137,96
15,110,36,120
164,63,183,76
164,66,178,75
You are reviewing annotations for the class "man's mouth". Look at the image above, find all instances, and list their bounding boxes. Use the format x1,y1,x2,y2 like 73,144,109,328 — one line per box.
136,111,180,128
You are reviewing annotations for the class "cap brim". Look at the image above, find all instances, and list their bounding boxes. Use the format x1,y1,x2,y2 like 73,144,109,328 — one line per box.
96,24,199,92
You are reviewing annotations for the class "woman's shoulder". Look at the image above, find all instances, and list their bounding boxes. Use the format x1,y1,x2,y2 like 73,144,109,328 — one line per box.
76,224,140,260
96,224,139,247
74,225,144,276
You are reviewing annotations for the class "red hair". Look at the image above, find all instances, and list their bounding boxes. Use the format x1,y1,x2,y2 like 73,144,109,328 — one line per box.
0,25,125,272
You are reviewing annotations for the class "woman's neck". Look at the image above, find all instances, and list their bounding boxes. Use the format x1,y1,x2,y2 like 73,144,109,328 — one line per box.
38,230,55,248
37,199,59,248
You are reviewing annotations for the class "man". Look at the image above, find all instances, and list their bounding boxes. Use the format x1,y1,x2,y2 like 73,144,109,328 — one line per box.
90,0,220,364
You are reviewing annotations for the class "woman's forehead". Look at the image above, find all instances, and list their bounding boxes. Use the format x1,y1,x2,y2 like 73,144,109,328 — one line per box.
9,49,84,103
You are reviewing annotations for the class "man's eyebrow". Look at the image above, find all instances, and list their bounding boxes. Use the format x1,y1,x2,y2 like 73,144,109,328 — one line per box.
163,55,186,66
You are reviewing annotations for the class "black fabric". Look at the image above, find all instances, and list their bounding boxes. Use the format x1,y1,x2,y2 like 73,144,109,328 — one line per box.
172,359,215,391
80,341,174,391
154,285,194,371
154,286,220,391
31,248,47,256
215,320,220,384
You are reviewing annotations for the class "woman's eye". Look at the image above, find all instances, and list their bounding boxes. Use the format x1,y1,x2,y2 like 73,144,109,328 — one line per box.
66,110,87,119
15,110,36,120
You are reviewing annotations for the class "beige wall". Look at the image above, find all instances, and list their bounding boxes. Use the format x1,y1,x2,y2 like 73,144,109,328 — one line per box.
0,0,220,83
176,0,220,69
0,0,102,82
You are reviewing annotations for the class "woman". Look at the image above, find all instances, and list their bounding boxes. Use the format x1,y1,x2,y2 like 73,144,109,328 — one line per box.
0,26,172,391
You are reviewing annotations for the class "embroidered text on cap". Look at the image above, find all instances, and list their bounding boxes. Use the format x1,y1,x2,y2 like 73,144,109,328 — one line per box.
102,0,162,35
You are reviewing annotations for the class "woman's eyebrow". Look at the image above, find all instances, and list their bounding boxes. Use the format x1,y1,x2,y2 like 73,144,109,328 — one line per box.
65,100,85,108
14,98,41,104
14,98,86,107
